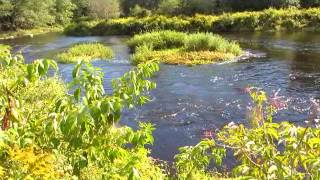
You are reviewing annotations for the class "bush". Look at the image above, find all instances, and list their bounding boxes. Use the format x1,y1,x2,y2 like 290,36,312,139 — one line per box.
175,88,320,179
0,45,165,179
57,43,114,63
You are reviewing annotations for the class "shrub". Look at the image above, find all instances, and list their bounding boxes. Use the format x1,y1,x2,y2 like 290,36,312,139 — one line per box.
0,45,165,179
57,43,114,63
175,88,320,179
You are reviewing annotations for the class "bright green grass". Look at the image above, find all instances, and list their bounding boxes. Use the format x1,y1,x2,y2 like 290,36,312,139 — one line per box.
57,43,114,63
129,31,243,65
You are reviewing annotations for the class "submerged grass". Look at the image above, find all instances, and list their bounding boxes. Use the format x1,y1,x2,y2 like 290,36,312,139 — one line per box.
57,43,114,63
129,31,242,65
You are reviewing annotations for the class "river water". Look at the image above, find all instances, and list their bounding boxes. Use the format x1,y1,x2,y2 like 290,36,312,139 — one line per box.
1,31,320,164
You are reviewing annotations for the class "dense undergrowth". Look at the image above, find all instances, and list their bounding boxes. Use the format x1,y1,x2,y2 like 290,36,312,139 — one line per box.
128,31,242,65
65,8,320,36
0,45,164,179
57,43,114,63
1,45,320,179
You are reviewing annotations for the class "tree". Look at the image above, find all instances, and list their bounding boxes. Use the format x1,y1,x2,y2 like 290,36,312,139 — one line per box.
120,0,160,15
88,0,121,19
129,5,151,17
14,0,56,29
72,0,90,19
270,0,300,8
301,0,320,7
0,0,14,30
158,0,182,15
182,0,218,15
55,0,76,25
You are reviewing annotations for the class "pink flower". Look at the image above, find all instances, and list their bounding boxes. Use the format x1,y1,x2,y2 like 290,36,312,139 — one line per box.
201,129,214,139
269,89,288,111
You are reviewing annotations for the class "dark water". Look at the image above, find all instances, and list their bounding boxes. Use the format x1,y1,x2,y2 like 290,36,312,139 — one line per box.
1,32,320,164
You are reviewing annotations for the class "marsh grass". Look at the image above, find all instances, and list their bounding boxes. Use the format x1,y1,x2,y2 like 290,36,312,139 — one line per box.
57,43,114,63
128,30,186,51
129,31,242,65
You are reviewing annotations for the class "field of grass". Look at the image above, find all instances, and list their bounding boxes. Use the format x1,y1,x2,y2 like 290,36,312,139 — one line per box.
65,8,320,36
57,43,114,63
129,31,242,65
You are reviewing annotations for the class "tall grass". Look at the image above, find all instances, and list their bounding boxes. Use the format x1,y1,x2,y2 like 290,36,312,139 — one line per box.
65,8,320,36
128,30,186,51
184,33,243,55
129,30,242,65
57,43,114,63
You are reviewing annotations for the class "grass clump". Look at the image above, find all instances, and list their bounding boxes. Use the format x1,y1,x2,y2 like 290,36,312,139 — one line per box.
129,31,242,65
57,43,114,63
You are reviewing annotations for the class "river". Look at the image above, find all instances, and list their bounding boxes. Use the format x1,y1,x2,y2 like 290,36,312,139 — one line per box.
1,31,320,165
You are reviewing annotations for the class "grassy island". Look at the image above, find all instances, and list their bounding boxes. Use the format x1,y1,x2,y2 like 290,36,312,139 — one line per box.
128,31,242,65
57,43,114,63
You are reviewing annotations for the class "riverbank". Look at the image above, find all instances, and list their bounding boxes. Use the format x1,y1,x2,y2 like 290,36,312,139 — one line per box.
65,8,320,36
0,27,63,40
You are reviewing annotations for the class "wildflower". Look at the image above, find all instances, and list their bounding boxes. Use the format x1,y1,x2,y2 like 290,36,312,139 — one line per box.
244,86,253,93
201,129,214,139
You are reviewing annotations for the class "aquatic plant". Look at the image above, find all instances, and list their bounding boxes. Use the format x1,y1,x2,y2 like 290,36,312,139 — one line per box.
129,31,242,65
57,43,114,63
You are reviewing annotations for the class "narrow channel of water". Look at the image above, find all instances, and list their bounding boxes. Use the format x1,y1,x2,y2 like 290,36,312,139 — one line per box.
1,31,319,163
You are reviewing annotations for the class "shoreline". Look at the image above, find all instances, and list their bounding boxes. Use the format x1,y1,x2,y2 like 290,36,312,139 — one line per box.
0,27,63,40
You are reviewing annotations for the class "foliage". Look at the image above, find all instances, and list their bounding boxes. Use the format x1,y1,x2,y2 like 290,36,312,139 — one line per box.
0,0,75,30
0,45,165,179
57,43,114,63
176,88,320,179
65,8,320,36
301,0,320,7
14,0,56,29
158,0,182,15
129,30,242,65
88,0,121,19
55,0,76,25
64,20,102,36
175,139,226,179
184,33,242,55
129,5,152,17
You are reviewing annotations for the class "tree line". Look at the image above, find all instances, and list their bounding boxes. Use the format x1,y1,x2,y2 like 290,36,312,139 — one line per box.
1,0,320,31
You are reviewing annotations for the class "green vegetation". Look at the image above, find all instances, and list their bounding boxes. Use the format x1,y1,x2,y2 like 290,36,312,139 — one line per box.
65,8,320,36
0,45,164,179
2,0,320,38
128,31,242,65
176,88,320,179
57,43,114,63
0,27,63,40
